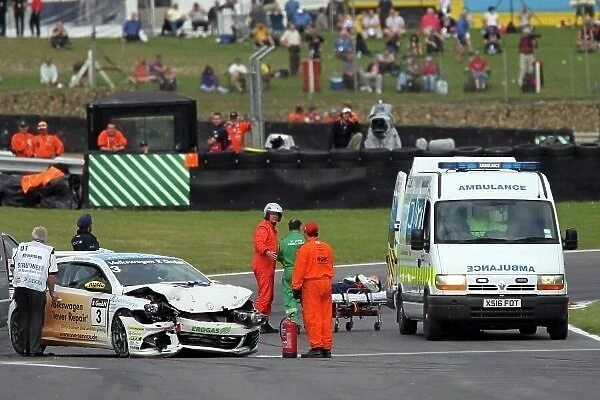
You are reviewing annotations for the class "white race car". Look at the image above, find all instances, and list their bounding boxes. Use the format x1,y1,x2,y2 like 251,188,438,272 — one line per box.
8,252,265,357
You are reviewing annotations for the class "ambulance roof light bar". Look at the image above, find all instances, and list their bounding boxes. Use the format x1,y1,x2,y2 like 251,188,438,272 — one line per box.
437,161,539,172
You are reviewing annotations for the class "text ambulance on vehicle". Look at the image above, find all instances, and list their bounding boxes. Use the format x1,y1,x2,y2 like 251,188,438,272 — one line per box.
385,157,578,340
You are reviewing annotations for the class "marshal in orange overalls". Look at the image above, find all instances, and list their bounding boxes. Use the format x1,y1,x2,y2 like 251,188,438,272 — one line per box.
292,222,334,355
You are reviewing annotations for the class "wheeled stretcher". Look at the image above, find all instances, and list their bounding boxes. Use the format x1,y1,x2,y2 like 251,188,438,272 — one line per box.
331,288,387,332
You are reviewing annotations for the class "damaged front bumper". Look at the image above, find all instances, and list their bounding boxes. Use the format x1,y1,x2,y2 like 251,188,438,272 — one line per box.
120,316,260,357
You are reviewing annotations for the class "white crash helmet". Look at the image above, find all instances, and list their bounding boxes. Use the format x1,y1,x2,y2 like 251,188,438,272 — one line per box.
263,202,283,221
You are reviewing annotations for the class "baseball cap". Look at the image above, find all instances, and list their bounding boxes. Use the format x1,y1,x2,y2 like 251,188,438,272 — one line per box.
19,120,28,127
341,107,352,114
77,214,93,229
37,121,48,129
303,221,319,236
229,111,238,119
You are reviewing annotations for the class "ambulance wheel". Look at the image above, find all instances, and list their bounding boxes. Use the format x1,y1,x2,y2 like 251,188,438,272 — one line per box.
334,321,339,333
345,321,353,331
423,298,443,341
111,310,130,357
398,299,417,335
547,320,568,340
374,322,382,331
519,326,537,336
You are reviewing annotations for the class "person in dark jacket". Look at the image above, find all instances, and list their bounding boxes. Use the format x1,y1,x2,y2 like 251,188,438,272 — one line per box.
71,214,100,251
330,107,363,149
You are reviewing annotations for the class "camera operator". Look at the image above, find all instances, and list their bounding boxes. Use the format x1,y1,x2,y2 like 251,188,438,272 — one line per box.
518,27,538,89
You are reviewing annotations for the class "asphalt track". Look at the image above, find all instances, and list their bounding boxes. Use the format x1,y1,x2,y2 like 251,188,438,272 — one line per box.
0,251,599,400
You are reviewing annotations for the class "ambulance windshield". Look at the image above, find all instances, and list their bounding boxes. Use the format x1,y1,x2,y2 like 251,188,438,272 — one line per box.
434,200,559,244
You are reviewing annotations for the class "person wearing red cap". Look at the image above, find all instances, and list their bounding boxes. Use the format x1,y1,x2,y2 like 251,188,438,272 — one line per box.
292,221,335,358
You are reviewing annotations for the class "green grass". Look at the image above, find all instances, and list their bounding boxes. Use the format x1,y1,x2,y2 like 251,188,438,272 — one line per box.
1,201,597,274
570,302,600,335
1,26,599,119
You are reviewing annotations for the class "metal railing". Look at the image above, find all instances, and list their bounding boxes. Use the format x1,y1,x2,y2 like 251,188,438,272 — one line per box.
0,151,84,175
248,45,276,148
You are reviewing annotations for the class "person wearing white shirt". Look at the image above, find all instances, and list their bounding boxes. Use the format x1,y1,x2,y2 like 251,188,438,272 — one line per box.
40,57,58,86
165,3,186,36
228,57,248,92
362,9,382,39
439,0,451,16
11,226,59,357
280,23,302,75
483,6,499,29
385,9,405,40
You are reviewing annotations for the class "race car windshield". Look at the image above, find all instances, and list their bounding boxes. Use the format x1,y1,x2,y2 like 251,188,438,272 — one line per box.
106,258,211,286
434,200,559,244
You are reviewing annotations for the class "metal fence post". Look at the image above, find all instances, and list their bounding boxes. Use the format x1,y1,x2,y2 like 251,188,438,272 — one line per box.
248,45,275,149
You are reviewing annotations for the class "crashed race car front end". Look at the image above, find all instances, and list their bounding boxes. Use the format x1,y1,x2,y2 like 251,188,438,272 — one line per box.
122,284,266,356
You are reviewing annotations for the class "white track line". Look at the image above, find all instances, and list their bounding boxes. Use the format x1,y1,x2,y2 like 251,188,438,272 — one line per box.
253,347,600,359
569,325,600,342
0,361,99,369
209,249,600,278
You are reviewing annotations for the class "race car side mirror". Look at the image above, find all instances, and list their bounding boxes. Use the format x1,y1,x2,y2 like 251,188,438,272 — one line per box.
411,229,425,251
563,228,578,251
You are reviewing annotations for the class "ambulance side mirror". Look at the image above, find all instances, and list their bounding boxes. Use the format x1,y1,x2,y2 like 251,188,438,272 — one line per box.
563,228,578,251
410,229,425,251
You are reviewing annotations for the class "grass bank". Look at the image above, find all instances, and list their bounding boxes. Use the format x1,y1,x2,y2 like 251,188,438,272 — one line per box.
570,302,600,335
0,201,597,274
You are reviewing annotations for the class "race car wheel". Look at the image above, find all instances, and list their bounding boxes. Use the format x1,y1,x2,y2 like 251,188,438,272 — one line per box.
9,312,25,355
519,326,537,336
334,321,339,333
345,321,353,331
547,319,568,340
111,311,130,357
423,297,443,341
398,298,417,335
374,322,381,331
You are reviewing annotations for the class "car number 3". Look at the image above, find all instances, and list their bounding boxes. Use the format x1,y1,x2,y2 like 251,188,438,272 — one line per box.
109,265,121,273
91,305,107,327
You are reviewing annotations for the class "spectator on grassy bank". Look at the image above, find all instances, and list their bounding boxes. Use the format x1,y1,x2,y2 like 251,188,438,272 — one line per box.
200,65,228,93
361,9,382,40
123,12,142,42
50,20,71,50
189,2,209,36
577,18,596,52
467,51,490,91
421,55,439,92
251,22,274,47
228,57,248,93
129,56,156,84
159,67,178,91
455,8,472,61
280,23,302,76
334,29,353,60
162,3,186,37
40,57,59,86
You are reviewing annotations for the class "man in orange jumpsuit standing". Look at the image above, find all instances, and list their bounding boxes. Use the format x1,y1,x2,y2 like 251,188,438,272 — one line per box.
253,202,283,333
292,222,335,358
33,120,64,158
97,123,128,152
10,120,35,157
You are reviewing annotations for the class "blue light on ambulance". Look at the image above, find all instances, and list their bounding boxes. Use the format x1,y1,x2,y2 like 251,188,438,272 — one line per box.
438,162,539,171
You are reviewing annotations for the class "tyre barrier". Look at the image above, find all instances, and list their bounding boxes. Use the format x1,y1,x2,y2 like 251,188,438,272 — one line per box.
237,151,268,170
197,143,599,171
330,149,360,168
268,149,299,169
360,149,391,166
298,150,330,168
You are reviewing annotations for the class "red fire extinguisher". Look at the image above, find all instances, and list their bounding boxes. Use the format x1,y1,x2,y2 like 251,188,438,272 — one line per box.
280,315,298,358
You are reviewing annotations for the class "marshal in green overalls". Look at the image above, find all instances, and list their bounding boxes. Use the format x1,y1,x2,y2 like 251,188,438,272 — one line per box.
278,219,305,326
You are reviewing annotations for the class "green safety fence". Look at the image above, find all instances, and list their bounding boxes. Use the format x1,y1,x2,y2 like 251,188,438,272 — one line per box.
87,153,190,207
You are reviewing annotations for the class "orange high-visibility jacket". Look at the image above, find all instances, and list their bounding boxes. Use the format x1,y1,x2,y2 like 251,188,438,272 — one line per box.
10,132,35,157
34,133,64,158
252,220,278,270
292,237,335,290
97,130,128,150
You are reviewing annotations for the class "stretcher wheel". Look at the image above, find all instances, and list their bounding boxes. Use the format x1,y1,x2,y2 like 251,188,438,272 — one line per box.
334,321,339,333
345,321,353,331
374,321,381,331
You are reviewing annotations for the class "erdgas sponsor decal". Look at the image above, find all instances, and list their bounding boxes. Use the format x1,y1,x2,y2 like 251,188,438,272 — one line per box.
467,264,536,273
191,325,232,334
459,184,527,191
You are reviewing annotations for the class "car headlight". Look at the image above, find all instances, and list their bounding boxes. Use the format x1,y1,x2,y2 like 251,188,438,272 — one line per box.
537,274,564,290
144,302,160,314
435,274,467,291
232,310,266,327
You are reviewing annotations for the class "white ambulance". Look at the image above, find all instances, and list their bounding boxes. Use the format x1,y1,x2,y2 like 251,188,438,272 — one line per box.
385,157,578,340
